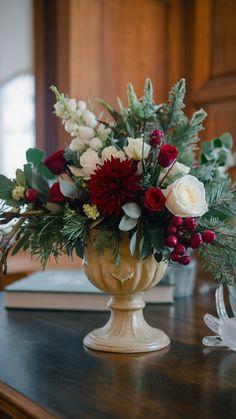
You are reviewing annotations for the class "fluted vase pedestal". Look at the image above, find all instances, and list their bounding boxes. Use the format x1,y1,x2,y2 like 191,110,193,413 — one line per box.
83,231,170,354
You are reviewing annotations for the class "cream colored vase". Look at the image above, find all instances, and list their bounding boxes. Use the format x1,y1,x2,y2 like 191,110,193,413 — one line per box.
82,232,170,353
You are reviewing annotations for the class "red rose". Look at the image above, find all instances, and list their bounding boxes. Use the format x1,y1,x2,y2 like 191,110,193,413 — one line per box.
44,149,67,175
48,182,66,203
158,144,179,168
25,188,39,202
149,130,164,147
144,188,166,212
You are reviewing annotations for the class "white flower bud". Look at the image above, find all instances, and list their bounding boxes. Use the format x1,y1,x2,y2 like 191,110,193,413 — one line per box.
101,146,126,162
80,148,101,177
89,137,104,151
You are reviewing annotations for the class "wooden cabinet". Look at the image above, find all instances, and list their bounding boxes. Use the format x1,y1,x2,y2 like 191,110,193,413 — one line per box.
35,0,236,167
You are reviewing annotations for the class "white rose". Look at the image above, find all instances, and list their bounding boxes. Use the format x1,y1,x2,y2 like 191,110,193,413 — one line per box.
78,100,87,112
159,162,190,182
80,149,101,177
89,137,103,151
69,138,88,152
101,146,126,162
76,126,95,141
123,137,151,161
165,175,208,217
82,109,97,128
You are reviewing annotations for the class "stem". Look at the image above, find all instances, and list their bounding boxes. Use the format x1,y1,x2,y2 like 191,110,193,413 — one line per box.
159,159,177,187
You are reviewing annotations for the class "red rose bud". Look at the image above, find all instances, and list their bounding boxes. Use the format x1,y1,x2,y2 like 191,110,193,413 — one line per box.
25,188,38,202
167,225,177,234
48,182,66,203
165,235,178,247
171,216,183,226
174,243,186,255
144,187,166,212
202,230,216,244
190,232,203,249
179,255,192,265
158,144,179,168
170,251,180,262
183,217,197,231
149,130,164,147
44,149,67,175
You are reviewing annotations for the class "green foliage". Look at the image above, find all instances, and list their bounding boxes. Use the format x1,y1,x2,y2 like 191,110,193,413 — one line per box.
62,207,89,257
198,217,236,285
203,178,236,220
0,175,14,200
26,148,44,165
92,229,121,266
18,214,66,267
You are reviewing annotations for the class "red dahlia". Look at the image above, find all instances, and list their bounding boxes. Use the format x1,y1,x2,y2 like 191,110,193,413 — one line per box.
88,157,141,217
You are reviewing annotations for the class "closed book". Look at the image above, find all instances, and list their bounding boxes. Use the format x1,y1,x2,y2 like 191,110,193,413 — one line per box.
4,270,173,311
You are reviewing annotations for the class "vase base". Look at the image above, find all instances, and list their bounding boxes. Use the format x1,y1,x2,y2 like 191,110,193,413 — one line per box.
83,327,170,353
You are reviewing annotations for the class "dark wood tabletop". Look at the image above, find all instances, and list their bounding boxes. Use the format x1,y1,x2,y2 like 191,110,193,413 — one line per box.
0,287,235,419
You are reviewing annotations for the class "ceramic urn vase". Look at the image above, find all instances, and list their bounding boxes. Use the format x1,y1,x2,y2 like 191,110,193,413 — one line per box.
82,231,170,353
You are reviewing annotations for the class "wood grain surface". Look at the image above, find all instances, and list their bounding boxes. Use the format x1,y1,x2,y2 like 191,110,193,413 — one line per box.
0,286,235,419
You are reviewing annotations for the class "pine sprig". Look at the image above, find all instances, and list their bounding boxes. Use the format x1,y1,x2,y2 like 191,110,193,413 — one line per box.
198,217,236,285
62,207,89,257
92,229,121,266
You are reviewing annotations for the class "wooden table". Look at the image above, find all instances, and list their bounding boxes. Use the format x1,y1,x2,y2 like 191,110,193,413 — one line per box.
0,290,235,419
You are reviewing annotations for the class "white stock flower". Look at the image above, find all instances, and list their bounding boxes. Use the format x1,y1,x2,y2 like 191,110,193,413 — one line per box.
78,100,87,112
123,137,151,161
101,146,126,162
64,120,79,134
165,175,208,217
159,162,190,182
69,138,88,152
76,126,95,141
82,109,97,128
89,137,104,151
97,123,111,140
80,148,101,177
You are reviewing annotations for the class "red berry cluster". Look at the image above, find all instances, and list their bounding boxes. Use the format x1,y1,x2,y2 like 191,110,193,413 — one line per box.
165,216,216,265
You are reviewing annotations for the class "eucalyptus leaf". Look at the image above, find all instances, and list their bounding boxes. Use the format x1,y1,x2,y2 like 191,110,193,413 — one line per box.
130,231,137,256
45,202,64,212
59,180,78,199
122,203,141,219
220,133,233,150
213,138,222,148
26,148,44,164
75,239,84,258
15,169,25,186
24,163,33,186
0,175,14,200
119,215,138,231
38,162,56,180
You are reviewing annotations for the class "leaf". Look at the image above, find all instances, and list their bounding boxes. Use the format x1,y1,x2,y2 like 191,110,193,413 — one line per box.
59,180,78,198
202,141,213,156
130,231,137,256
12,233,31,256
0,175,14,200
24,163,33,186
38,162,56,180
26,148,44,165
139,234,152,259
154,252,163,262
213,138,222,148
119,215,138,231
149,230,165,252
220,132,233,150
15,169,25,186
32,175,49,195
45,203,64,212
217,150,228,166
122,203,141,219
75,239,84,258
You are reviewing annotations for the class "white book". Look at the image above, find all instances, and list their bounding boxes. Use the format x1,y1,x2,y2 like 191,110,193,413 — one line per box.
4,270,174,311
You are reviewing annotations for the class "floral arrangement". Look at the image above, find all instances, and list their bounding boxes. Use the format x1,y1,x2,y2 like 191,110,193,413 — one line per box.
0,79,235,284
